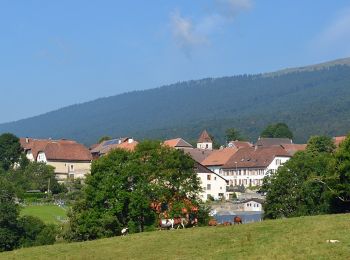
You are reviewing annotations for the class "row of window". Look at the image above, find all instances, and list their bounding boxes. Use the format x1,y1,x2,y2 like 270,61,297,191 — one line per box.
222,169,265,177
246,203,260,208
229,179,263,186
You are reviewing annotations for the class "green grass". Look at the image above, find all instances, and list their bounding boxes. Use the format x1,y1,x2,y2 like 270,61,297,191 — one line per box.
20,205,67,224
2,214,350,259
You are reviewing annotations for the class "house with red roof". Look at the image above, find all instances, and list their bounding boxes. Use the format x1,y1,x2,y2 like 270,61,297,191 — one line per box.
20,138,92,182
221,146,291,187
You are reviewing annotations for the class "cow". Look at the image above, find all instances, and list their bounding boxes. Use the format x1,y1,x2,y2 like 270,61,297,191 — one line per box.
208,219,218,226
159,217,188,230
233,216,242,224
121,227,129,236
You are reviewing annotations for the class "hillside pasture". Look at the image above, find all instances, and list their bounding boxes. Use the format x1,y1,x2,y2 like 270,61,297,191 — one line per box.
1,214,350,259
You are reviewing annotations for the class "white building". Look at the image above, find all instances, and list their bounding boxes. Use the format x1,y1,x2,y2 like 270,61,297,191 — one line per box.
220,146,291,187
242,198,264,212
195,162,228,201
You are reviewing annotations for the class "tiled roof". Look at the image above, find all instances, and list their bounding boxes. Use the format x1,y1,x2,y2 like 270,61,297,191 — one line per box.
281,144,307,155
334,136,347,147
223,146,291,169
90,138,129,154
197,130,212,143
20,138,92,161
256,138,292,147
228,141,253,149
43,141,92,161
163,138,193,148
182,148,213,163
201,147,238,166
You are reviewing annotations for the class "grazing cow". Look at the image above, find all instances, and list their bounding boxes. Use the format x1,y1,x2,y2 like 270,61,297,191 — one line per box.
208,219,218,226
233,216,242,224
223,221,232,226
159,217,188,230
121,227,129,236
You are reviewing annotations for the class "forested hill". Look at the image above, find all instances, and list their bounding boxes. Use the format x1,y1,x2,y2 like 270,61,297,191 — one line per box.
1,58,350,145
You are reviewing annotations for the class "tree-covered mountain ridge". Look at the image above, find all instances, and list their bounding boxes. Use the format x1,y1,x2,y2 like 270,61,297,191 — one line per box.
1,57,350,145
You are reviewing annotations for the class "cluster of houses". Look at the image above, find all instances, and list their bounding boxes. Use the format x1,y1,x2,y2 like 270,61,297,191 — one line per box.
19,131,346,204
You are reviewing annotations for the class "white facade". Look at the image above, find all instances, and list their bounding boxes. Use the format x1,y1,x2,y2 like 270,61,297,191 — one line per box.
197,172,228,201
221,156,290,187
243,200,263,211
197,142,213,150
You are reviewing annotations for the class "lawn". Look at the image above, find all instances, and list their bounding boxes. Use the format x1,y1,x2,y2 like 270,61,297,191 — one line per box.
20,204,67,224
2,214,350,259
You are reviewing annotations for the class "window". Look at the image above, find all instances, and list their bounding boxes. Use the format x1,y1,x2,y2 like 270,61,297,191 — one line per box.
276,159,281,166
207,184,211,190
207,174,211,180
214,177,217,180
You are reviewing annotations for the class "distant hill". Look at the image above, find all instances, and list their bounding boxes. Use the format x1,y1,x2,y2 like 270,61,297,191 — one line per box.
1,58,350,145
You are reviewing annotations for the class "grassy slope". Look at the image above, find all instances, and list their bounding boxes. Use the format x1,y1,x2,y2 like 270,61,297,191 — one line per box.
20,205,67,224
2,214,350,260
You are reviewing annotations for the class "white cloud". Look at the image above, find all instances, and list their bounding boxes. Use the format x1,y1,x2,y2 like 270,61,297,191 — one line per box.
314,8,350,55
170,0,253,56
170,11,208,56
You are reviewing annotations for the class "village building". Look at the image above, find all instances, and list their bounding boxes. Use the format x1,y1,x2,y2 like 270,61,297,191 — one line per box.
333,136,346,147
20,138,92,182
163,138,193,149
242,198,264,212
201,147,238,174
227,140,253,149
256,137,292,147
195,162,228,201
197,130,213,150
90,137,138,159
280,143,307,155
221,146,291,187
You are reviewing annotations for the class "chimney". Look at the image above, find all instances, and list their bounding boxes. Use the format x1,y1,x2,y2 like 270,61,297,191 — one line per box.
25,137,29,143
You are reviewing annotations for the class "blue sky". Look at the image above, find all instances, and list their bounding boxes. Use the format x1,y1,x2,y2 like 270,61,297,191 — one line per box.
1,0,350,123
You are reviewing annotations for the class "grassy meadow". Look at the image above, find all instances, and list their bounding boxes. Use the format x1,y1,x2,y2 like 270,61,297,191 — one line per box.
2,213,350,260
20,204,67,224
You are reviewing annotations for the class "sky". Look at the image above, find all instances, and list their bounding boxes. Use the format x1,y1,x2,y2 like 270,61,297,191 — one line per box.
1,0,350,123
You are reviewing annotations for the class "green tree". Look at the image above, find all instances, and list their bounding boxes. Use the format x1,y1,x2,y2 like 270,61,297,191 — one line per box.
225,128,244,142
260,123,293,139
263,150,334,219
0,178,20,252
66,141,202,241
306,136,335,154
332,135,350,212
0,133,22,171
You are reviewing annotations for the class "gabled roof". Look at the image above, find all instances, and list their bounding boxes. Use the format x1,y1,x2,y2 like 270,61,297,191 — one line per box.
201,147,238,166
163,138,193,148
182,148,213,163
20,138,92,161
197,130,212,143
223,146,291,169
242,198,265,204
256,138,292,147
281,144,307,155
194,161,228,183
43,141,92,161
228,141,253,149
91,137,129,154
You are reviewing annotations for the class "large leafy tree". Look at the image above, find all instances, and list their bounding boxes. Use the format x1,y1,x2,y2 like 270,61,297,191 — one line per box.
0,133,22,171
306,136,335,154
66,141,201,241
260,123,293,139
332,135,350,212
263,151,333,219
0,178,20,252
